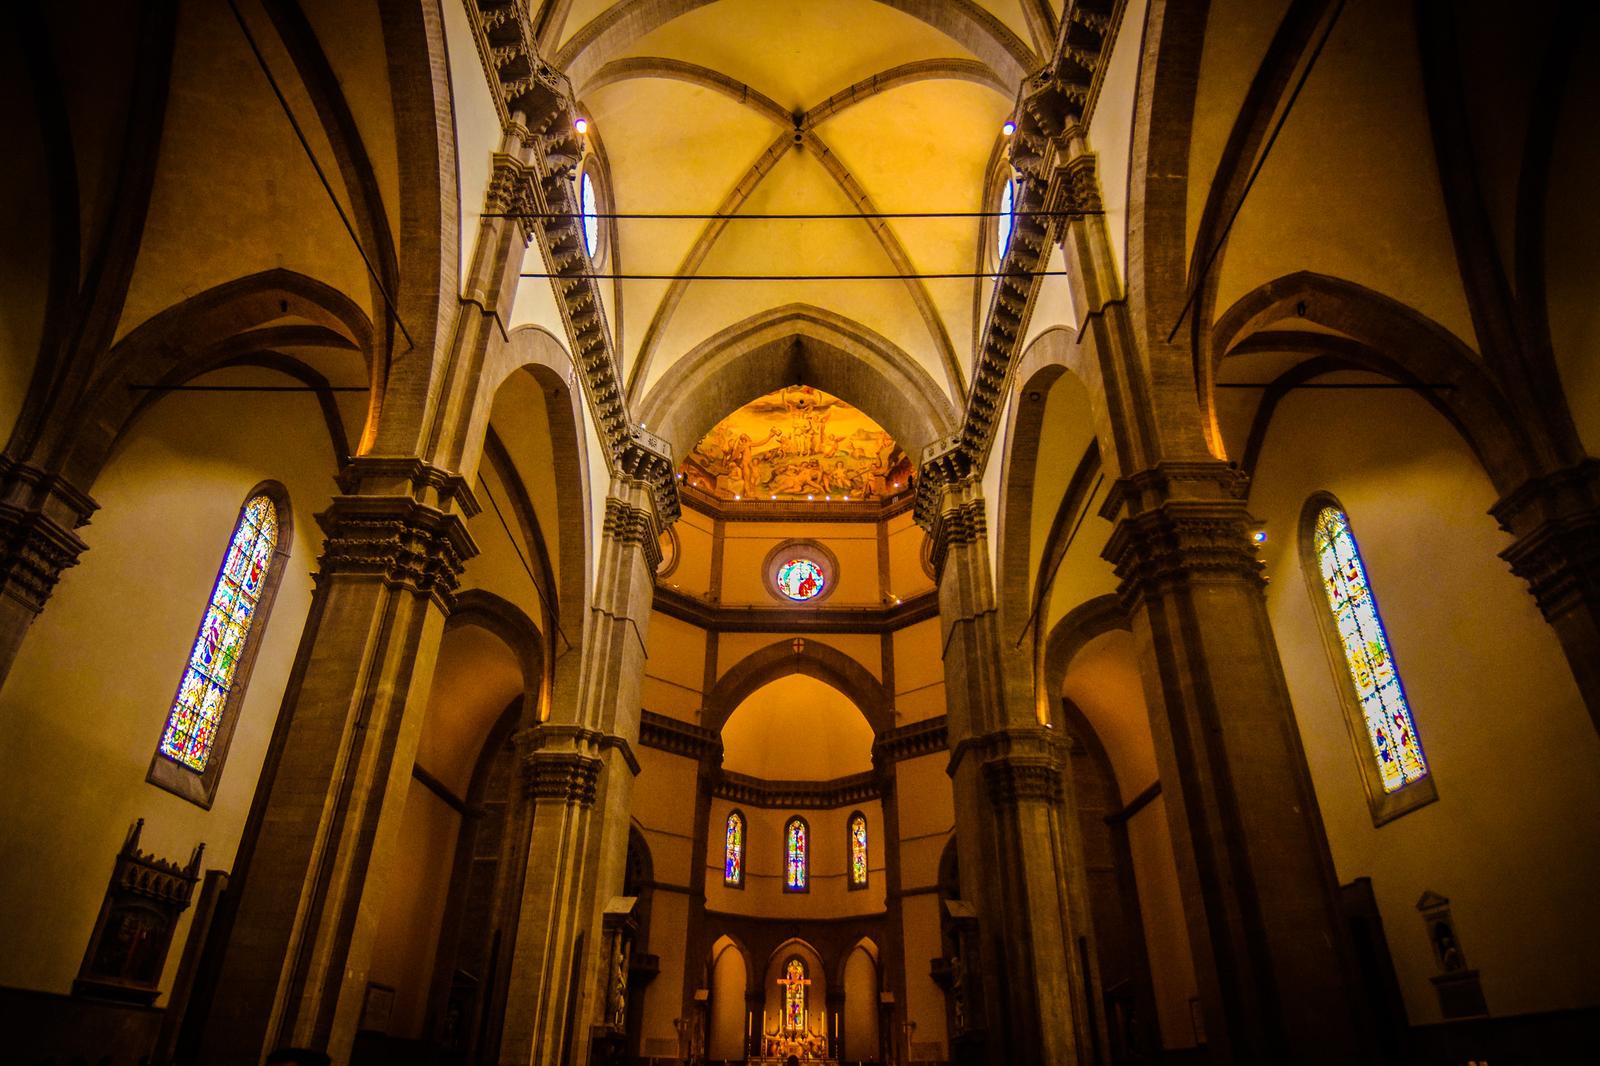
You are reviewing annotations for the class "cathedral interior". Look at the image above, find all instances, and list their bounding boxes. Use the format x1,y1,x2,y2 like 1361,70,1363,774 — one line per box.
2,1,1599,1065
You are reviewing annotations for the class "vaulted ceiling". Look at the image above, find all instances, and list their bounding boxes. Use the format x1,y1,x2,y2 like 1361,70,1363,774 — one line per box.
536,0,1062,411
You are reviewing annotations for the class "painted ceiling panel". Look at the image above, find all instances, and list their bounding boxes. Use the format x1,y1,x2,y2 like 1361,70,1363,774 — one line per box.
614,0,978,113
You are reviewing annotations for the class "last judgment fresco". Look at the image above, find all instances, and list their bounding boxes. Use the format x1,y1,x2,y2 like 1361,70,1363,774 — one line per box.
680,386,914,501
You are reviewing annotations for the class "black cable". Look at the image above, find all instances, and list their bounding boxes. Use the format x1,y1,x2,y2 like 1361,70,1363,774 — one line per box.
476,473,573,653
520,270,1075,281
486,209,1105,221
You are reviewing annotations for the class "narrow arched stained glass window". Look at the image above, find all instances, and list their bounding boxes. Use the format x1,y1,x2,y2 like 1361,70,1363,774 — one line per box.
724,810,745,887
784,817,808,891
848,811,868,888
579,170,599,256
997,177,1015,260
783,957,808,1032
1312,504,1428,793
159,494,279,772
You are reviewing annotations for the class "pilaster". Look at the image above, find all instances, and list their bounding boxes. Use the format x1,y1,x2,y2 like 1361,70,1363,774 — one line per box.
498,467,665,1066
924,469,1102,1066
1491,459,1600,733
198,464,478,1064
1099,461,1368,1064
0,458,98,688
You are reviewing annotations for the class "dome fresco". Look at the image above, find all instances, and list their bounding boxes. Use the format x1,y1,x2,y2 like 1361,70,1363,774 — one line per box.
680,386,913,501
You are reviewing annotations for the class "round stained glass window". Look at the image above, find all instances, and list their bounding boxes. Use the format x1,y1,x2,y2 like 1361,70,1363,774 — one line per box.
776,558,826,602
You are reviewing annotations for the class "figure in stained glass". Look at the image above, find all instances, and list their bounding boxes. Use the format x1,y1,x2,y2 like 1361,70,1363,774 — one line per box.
785,817,808,891
159,495,278,773
724,810,744,887
1312,504,1428,792
776,558,824,601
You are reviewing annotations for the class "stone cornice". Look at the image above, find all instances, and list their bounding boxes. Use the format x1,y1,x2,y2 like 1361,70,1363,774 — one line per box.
605,495,664,572
914,1,1117,534
638,710,721,762
461,0,680,528
713,770,881,810
335,455,481,518
872,716,949,764
650,585,939,634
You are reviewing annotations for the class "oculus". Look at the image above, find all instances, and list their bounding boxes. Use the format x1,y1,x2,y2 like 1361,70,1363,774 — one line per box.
776,558,825,601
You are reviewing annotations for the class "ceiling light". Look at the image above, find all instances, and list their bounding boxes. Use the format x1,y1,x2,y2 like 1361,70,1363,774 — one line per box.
807,494,814,500
734,494,741,500
1002,119,1016,136
574,117,589,134
1252,530,1268,544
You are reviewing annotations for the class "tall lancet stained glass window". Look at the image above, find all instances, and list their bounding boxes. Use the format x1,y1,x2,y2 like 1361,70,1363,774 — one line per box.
724,810,745,887
784,817,808,891
1311,503,1428,794
159,494,279,773
783,958,808,1032
848,812,868,888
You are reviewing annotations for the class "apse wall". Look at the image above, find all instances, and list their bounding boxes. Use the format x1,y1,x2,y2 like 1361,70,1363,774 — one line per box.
0,373,349,1000
1250,380,1600,1025
705,800,885,918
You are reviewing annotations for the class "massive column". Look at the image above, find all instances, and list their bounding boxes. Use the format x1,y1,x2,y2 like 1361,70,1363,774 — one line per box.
925,465,1105,1066
1493,460,1600,733
198,462,478,1063
498,450,671,1066
1099,464,1367,1064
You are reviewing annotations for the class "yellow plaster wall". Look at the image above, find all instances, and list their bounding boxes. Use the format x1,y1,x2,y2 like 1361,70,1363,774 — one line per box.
0,379,336,1000
891,620,945,723
719,521,880,606
1251,381,1600,1023
641,611,708,721
884,510,934,601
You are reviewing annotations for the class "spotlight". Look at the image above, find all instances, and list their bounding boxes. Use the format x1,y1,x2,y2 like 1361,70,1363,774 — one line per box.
1252,530,1268,544
1002,119,1016,136
574,117,589,134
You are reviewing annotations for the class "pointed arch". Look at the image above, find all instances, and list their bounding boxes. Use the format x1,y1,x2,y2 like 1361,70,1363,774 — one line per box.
704,637,893,735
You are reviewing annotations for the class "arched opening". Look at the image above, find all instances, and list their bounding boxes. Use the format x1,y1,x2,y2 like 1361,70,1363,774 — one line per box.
356,599,539,1066
708,934,750,1061
842,938,881,1061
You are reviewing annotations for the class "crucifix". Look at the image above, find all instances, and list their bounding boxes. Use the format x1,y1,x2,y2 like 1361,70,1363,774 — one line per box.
776,962,811,1032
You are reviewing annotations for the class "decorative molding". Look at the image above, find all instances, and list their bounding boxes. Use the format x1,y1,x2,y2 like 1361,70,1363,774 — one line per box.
639,710,721,762
461,0,681,528
651,585,938,634
713,770,881,810
872,716,949,764
315,496,478,608
914,1,1118,534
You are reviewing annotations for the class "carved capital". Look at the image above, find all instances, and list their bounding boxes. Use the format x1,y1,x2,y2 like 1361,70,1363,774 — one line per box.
1102,504,1265,609
335,456,480,517
314,496,478,608
1061,152,1102,215
983,754,1065,807
604,495,663,572
0,460,98,614
486,153,539,243
1492,461,1600,623
523,749,603,805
